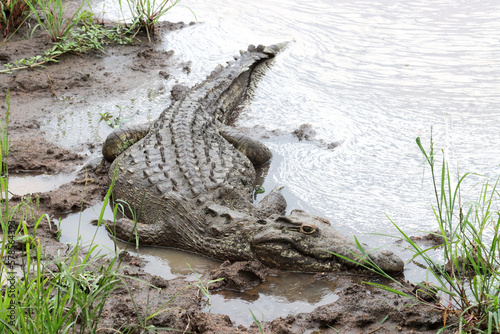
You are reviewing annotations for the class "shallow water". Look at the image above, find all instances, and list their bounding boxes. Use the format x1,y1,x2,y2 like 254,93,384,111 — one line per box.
204,273,340,327
40,0,500,325
57,203,221,280
9,173,76,196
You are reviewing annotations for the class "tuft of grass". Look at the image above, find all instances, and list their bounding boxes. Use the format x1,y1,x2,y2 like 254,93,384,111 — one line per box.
25,0,88,42
3,239,123,333
117,0,192,41
0,0,30,42
342,131,500,333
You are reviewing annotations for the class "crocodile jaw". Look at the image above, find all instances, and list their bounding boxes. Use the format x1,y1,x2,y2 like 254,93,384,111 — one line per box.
253,241,404,274
253,242,345,272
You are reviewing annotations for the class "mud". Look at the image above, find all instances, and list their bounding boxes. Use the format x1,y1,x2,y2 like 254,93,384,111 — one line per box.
0,19,453,333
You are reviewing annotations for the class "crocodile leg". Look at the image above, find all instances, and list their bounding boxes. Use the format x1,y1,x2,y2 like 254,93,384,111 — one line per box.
219,124,272,166
102,123,151,162
109,217,167,246
255,186,287,218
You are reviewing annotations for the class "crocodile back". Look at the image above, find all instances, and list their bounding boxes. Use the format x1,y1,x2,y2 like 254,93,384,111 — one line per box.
110,46,278,221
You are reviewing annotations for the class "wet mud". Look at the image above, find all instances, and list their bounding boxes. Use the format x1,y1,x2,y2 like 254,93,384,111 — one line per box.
0,21,452,333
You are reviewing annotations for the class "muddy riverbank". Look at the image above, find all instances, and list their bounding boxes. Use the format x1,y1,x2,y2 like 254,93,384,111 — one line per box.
1,21,450,333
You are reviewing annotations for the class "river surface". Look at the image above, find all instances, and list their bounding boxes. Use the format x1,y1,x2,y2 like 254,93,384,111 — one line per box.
37,0,500,326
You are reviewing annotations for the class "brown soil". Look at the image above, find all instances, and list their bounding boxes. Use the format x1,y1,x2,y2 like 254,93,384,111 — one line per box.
0,20,453,333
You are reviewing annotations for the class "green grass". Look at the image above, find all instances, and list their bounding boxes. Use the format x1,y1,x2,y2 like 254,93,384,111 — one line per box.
0,90,10,221
409,134,500,332
0,0,30,43
118,0,178,40
249,309,265,333
1,0,136,74
187,263,224,311
117,0,194,41
340,131,500,333
25,0,88,42
1,14,134,73
0,105,125,332
3,241,123,333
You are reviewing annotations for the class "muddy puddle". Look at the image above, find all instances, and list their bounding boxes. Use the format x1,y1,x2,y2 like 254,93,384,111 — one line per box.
43,88,168,152
204,273,340,326
9,172,76,197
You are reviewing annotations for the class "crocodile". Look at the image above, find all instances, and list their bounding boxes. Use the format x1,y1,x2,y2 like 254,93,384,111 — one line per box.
102,43,404,274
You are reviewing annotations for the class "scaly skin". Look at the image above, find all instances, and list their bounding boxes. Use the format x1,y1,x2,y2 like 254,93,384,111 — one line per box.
103,43,404,274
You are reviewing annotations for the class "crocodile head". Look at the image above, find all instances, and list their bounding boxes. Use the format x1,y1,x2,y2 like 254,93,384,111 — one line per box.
251,210,404,274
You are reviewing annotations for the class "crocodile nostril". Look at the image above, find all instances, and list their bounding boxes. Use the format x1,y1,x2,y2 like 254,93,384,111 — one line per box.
381,250,394,256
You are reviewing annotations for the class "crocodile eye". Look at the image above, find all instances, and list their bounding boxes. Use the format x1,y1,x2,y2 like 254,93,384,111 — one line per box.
300,224,317,234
